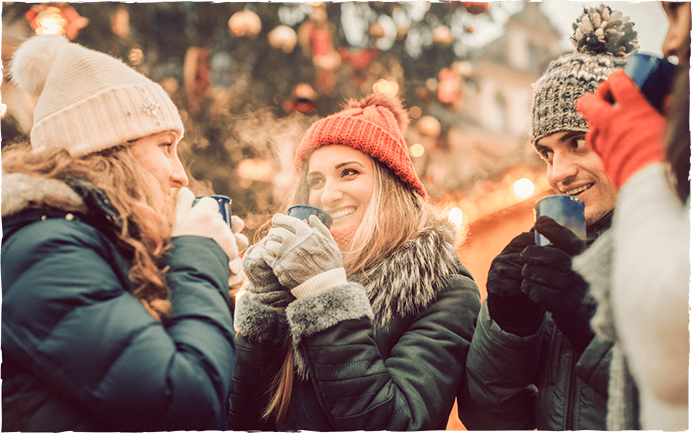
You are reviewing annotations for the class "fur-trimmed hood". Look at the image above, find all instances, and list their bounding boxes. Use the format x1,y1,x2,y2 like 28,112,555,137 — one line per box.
350,220,460,329
2,172,87,218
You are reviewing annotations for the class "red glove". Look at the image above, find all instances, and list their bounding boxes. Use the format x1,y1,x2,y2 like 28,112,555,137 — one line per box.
576,70,666,189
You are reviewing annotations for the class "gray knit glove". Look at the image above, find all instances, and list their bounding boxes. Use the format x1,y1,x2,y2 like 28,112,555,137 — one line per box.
243,239,294,308
263,213,346,298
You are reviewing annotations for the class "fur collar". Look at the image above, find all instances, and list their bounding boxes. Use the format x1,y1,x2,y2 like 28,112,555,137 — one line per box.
350,220,459,329
2,172,86,218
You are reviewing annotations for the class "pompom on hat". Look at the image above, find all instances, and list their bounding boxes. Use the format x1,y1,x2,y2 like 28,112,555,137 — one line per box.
294,93,427,198
530,5,639,146
10,35,184,157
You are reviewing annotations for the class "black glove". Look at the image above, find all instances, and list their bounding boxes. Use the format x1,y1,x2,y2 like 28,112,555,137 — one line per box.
520,216,595,353
486,231,545,337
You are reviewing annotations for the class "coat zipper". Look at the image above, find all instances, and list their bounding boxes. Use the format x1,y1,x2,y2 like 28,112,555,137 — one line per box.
565,338,578,430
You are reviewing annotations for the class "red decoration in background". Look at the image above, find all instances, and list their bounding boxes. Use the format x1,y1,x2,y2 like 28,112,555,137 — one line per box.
438,68,459,105
461,2,488,15
283,83,318,115
338,47,379,87
297,5,341,96
183,46,210,115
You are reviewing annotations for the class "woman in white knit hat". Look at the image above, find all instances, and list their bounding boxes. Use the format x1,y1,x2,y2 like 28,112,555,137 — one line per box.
2,35,247,431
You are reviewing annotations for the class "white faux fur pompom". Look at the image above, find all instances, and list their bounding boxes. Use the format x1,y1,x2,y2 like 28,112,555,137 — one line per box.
10,35,70,99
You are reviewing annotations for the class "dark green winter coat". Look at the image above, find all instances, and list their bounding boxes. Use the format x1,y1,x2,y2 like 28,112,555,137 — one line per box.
228,221,481,431
1,173,235,431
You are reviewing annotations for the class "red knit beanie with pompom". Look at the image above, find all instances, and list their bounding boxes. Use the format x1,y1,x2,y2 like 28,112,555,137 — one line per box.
294,93,427,198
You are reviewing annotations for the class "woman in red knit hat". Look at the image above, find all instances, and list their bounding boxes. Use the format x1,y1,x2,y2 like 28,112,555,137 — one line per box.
228,93,481,430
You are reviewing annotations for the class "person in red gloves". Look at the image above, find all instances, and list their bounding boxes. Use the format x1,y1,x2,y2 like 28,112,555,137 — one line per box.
458,5,641,430
575,2,690,429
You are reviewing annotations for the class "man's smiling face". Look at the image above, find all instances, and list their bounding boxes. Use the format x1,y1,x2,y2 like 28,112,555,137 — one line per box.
535,130,617,226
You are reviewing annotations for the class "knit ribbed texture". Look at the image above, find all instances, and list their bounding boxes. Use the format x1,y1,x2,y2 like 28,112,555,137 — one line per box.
330,223,359,251
294,93,427,198
291,267,348,299
531,53,627,145
530,5,638,146
11,36,183,156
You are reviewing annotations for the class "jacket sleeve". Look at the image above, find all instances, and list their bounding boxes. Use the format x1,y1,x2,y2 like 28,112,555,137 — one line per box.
611,164,690,405
227,293,289,430
460,299,543,430
284,272,480,431
1,221,234,431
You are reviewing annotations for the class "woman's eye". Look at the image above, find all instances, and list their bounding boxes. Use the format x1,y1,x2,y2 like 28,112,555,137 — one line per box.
160,142,172,154
342,168,359,177
574,138,587,150
308,178,323,189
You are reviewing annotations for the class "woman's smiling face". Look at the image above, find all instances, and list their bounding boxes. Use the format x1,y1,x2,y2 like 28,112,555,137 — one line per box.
307,145,375,230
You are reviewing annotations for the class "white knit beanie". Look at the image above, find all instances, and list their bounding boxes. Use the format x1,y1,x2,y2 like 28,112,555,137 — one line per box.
9,35,184,156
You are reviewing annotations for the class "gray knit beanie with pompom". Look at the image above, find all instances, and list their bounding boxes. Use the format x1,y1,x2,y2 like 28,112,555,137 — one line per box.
530,5,639,146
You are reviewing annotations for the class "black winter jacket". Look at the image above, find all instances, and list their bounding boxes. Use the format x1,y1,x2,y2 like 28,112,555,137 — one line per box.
228,221,481,431
458,213,614,430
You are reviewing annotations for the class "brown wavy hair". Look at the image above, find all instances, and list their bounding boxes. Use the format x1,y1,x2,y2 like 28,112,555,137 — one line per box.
2,143,173,322
261,156,437,422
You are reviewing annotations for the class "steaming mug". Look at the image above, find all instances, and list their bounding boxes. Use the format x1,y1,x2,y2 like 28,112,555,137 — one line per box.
193,195,232,229
287,205,333,229
624,53,676,113
534,195,586,246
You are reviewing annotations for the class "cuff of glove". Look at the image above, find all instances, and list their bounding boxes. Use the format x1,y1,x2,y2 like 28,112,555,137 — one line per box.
291,267,348,299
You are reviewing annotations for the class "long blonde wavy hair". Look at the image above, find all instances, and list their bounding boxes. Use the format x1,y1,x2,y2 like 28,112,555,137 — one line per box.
3,143,173,322
262,154,438,422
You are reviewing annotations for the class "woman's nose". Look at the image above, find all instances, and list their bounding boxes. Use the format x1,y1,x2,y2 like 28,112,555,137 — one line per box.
319,179,343,206
170,155,189,188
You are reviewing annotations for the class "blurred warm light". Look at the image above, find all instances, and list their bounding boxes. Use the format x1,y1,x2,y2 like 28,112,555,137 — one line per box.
513,178,535,198
410,143,425,158
373,79,399,97
409,106,422,119
369,22,385,39
0,103,7,118
452,60,474,78
161,77,180,95
237,158,273,182
33,7,67,36
447,207,464,229
111,7,130,37
417,115,441,137
27,4,88,39
128,47,144,66
425,77,438,92
268,25,298,53
431,25,453,46
229,10,262,38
